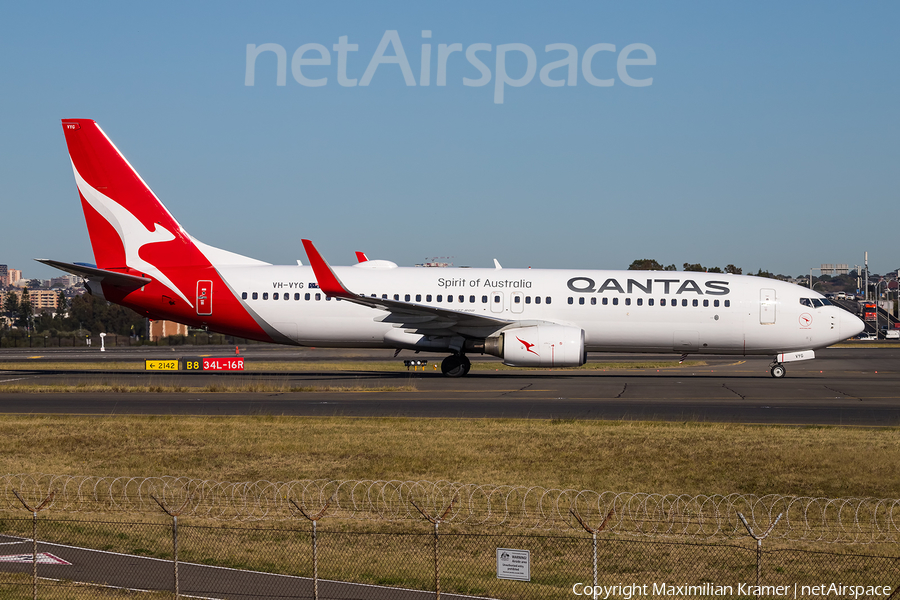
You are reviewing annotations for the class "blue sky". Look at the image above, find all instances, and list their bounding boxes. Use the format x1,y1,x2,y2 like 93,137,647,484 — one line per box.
2,1,897,280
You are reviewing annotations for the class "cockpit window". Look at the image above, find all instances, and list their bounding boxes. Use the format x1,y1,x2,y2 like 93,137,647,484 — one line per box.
820,298,832,305
800,298,812,307
811,299,824,308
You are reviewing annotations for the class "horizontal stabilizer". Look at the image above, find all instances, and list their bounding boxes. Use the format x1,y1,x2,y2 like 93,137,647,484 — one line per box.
35,258,151,288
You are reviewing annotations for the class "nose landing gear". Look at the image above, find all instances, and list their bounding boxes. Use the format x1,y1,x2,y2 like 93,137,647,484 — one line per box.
770,363,786,378
441,354,471,377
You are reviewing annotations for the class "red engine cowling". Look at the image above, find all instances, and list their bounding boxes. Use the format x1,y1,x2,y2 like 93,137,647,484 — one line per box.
485,325,586,368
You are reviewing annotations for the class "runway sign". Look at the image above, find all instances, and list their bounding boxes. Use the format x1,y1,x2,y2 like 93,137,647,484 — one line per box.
183,357,245,371
145,360,179,371
0,552,71,565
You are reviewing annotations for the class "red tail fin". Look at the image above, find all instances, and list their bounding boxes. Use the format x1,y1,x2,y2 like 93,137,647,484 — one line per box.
62,119,200,271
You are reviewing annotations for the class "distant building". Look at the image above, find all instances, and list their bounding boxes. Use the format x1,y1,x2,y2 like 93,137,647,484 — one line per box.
50,275,80,289
149,319,189,341
7,269,22,287
820,264,849,276
0,289,59,312
0,264,7,286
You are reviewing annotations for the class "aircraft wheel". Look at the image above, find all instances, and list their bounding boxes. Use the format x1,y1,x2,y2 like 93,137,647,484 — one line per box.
770,364,786,379
441,355,469,377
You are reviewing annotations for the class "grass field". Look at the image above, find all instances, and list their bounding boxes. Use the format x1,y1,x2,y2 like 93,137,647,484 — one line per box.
1,415,898,498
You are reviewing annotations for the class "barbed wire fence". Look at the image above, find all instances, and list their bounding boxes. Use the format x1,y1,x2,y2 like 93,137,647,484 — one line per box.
4,473,900,543
2,474,900,599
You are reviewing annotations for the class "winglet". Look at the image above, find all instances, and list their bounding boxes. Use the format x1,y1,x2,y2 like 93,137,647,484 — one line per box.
493,259,502,270
301,240,355,298
355,251,368,263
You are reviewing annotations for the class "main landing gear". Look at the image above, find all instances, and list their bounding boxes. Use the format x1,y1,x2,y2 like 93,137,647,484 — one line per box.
769,362,786,378
441,354,471,377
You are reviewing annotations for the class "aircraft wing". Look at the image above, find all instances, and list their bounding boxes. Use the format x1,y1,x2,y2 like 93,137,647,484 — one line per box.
302,240,511,336
35,258,151,289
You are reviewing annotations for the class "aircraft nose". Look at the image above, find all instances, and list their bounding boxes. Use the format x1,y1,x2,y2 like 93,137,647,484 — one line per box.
840,310,865,340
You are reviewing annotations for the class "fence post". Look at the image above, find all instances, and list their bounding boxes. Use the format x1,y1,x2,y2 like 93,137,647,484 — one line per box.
411,495,457,600
571,507,614,591
738,512,782,595
289,496,334,600
12,489,54,600
151,495,192,599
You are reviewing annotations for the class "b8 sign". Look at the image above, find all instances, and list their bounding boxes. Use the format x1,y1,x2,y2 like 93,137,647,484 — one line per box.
183,357,245,371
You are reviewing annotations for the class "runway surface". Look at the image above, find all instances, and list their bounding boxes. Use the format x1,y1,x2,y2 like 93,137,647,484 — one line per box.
1,345,898,425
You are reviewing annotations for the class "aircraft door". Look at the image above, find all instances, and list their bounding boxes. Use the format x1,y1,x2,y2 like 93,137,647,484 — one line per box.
510,291,524,314
490,291,504,314
760,288,775,324
197,280,213,316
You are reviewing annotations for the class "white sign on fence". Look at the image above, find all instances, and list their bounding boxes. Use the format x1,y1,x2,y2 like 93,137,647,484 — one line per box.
496,548,530,581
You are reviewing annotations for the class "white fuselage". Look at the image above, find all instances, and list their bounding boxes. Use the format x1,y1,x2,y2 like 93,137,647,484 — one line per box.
218,263,861,356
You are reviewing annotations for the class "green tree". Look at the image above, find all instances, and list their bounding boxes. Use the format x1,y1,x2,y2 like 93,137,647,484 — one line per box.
628,259,664,271
683,263,705,272
725,264,742,275
17,287,32,329
664,264,677,271
3,290,18,318
56,291,68,314
707,266,723,273
754,269,774,279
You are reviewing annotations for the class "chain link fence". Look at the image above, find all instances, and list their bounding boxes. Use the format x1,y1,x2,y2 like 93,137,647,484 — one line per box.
2,475,899,599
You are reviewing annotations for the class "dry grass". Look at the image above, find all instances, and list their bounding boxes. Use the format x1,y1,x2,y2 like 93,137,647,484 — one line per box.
0,416,897,498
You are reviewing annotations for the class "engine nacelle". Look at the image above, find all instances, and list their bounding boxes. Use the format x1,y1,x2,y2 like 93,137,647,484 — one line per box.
485,325,586,368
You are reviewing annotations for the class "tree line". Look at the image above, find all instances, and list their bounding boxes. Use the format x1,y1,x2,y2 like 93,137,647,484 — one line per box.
1,289,146,337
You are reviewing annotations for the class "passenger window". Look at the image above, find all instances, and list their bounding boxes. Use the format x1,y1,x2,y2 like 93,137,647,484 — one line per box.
326,296,331,301
703,299,709,307
315,293,321,301
273,293,279,300
648,298,654,306
660,298,666,306
482,295,488,303
692,299,698,307
305,293,310,300
612,298,618,306
591,297,596,305
241,292,248,300
447,295,453,303
682,299,688,307
252,292,258,300
525,296,531,304
602,297,608,306
494,295,500,303
394,294,400,301
416,294,422,302
535,296,541,304
459,295,464,303
382,294,388,300
578,297,584,305
285,294,289,301
437,295,443,302
625,298,631,306
515,296,521,304
714,299,719,307
263,292,269,300
637,298,643,306
546,297,551,305
427,294,432,302
469,295,475,303
294,293,300,300
405,294,411,302
724,300,730,307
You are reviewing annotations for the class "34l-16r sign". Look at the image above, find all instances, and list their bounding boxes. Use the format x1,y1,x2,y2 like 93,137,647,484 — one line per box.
184,357,245,371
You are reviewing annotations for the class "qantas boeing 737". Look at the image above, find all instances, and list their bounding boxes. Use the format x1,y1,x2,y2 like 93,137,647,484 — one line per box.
39,119,865,378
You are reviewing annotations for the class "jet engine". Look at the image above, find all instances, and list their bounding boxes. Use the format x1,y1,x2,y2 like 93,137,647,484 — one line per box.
485,325,586,368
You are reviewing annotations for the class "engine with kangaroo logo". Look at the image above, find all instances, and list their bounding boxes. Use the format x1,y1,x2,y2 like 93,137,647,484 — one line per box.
485,325,586,368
